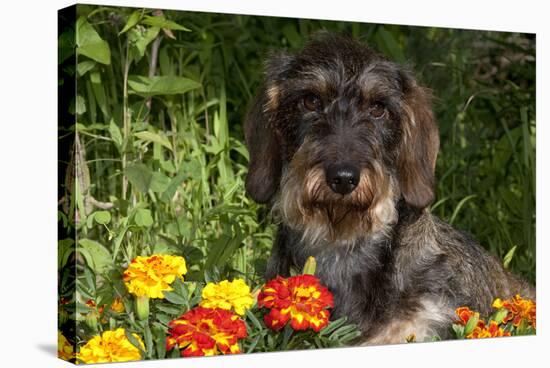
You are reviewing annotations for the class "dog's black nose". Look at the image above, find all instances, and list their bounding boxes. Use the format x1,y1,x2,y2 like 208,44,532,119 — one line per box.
325,163,360,195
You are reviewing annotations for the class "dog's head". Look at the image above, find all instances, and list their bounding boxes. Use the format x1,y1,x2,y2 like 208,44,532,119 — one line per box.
245,33,439,244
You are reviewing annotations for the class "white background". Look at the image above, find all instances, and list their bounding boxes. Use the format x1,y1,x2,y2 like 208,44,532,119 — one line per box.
0,0,546,366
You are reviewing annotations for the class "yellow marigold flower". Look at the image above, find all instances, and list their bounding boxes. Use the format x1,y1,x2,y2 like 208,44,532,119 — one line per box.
123,254,187,299
200,279,254,315
110,297,125,313
58,331,74,361
77,328,144,364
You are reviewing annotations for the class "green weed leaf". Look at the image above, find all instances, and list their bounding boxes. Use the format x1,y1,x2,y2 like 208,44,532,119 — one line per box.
76,17,111,64
127,76,201,97
78,238,113,274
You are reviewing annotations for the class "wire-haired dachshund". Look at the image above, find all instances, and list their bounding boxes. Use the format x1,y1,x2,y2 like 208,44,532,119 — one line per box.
244,33,535,344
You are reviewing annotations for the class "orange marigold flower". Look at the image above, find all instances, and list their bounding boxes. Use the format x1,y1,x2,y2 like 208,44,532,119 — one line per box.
166,307,247,357
467,320,511,339
110,297,125,313
257,275,334,332
123,254,187,299
492,295,536,328
455,306,478,325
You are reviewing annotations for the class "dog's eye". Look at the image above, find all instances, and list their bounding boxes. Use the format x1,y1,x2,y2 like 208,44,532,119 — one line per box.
369,102,386,119
303,93,322,111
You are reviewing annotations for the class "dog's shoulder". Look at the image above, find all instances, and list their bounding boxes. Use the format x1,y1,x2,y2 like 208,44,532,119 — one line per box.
394,210,534,313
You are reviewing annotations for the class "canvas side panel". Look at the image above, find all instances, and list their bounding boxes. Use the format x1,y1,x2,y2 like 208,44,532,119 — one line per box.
58,3,77,364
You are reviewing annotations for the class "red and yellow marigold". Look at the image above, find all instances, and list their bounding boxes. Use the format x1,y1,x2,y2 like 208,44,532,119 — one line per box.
76,328,144,364
467,320,511,339
492,294,536,328
455,306,478,325
123,254,187,299
257,274,334,332
166,307,247,357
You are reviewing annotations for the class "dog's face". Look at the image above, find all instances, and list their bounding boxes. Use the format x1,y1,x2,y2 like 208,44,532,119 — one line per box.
245,34,439,244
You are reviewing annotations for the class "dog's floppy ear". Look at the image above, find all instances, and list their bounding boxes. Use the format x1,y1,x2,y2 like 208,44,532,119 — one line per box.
245,52,295,204
397,71,440,209
244,88,282,203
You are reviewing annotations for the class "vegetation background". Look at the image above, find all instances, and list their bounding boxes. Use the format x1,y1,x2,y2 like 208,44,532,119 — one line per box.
58,3,535,355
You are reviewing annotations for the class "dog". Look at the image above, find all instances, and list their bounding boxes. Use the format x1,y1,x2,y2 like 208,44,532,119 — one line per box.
244,33,535,344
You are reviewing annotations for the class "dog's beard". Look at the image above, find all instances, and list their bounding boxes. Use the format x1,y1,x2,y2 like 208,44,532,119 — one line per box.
274,159,398,246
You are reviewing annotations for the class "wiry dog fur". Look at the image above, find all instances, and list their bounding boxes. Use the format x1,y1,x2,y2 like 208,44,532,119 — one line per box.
244,33,534,344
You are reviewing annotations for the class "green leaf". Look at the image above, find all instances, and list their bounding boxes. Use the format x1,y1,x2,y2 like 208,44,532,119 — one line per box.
58,239,75,269
125,163,153,193
141,15,191,31
281,324,294,350
246,332,264,354
134,208,154,228
150,172,171,193
452,323,465,339
144,324,154,358
155,303,183,315
119,10,142,35
282,24,301,49
449,194,477,225
164,290,187,305
245,309,264,331
127,75,201,97
134,131,172,150
153,324,167,359
319,317,347,337
75,95,86,115
76,17,111,65
160,166,188,202
77,60,96,76
302,256,317,275
124,330,146,358
108,119,123,151
129,26,160,63
58,28,75,64
493,308,510,324
94,210,111,225
78,238,113,274
464,314,480,336
503,245,517,269
375,27,405,63
112,223,129,261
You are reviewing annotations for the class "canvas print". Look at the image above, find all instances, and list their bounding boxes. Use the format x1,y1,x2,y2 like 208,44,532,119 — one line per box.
58,4,536,364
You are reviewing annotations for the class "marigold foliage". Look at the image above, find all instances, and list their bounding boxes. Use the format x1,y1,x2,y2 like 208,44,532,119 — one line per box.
200,279,254,315
123,254,187,298
166,307,247,357
257,274,334,332
77,328,144,364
